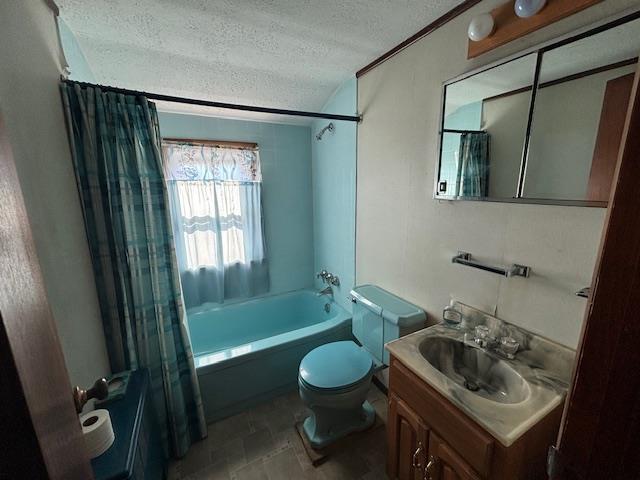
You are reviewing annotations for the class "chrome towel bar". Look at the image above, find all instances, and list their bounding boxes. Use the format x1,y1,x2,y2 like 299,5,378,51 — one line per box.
452,252,531,278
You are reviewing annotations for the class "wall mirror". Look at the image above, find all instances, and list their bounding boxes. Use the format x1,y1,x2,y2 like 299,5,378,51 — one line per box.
439,53,537,200
523,17,640,203
436,12,640,207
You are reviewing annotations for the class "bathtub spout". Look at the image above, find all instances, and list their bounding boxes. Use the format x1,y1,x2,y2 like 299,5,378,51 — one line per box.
317,286,333,297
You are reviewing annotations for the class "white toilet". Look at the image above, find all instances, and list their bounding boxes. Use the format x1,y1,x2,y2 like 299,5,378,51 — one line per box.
298,284,425,448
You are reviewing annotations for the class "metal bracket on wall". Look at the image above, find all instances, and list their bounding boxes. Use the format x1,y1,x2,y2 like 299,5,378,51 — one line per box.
452,251,531,278
576,287,591,298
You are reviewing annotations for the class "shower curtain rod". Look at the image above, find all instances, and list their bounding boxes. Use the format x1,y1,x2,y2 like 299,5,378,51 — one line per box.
61,79,362,123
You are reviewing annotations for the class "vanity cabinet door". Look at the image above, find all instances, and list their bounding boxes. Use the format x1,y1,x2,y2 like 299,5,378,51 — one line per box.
427,433,481,480
387,393,429,480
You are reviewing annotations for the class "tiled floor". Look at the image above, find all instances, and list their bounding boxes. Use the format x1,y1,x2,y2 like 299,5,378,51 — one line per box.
169,385,389,480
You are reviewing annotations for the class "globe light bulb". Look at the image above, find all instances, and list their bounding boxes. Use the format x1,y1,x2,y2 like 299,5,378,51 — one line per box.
468,13,495,42
514,0,547,18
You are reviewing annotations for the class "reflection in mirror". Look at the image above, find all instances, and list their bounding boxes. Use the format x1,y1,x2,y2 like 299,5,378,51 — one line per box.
438,54,537,199
523,18,640,202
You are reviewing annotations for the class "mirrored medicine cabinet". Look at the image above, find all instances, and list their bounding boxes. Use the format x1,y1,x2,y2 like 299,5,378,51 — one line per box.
436,12,640,207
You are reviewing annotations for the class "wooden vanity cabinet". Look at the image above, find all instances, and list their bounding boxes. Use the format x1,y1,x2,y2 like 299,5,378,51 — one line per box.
388,393,480,480
428,433,481,480
387,395,428,480
386,356,563,480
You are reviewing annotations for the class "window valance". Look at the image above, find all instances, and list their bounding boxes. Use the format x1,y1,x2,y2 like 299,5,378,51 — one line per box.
162,142,261,182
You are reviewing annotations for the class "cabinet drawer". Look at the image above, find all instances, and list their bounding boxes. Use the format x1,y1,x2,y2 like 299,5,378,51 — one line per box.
389,358,494,477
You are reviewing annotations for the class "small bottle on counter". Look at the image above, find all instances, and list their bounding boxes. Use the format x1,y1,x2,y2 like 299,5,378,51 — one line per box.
442,303,463,329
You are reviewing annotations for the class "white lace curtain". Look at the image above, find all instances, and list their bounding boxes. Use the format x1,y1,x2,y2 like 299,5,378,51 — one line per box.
162,142,269,308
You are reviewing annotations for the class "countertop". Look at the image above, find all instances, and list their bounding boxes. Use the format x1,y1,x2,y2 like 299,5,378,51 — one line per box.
385,303,575,447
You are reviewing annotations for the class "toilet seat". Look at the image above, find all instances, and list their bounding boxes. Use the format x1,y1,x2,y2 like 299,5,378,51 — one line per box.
299,341,374,392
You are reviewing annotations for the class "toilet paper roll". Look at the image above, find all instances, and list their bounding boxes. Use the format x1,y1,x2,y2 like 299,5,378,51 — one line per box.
80,409,115,459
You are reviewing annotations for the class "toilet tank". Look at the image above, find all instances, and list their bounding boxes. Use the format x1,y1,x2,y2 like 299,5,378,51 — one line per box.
350,285,426,365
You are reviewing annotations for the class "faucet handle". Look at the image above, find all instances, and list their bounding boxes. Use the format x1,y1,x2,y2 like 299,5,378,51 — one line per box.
498,336,519,359
473,325,491,348
324,273,340,286
317,270,340,286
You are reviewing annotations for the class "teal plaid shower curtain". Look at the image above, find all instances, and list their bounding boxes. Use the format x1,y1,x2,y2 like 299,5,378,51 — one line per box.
60,82,206,458
456,132,490,198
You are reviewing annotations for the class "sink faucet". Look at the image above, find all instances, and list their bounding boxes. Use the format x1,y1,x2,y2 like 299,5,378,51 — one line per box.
317,286,333,297
472,325,519,359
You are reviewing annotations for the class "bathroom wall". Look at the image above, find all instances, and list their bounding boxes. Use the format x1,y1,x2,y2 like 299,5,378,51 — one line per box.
311,78,357,312
0,1,110,386
356,0,640,349
158,112,315,296
57,17,96,82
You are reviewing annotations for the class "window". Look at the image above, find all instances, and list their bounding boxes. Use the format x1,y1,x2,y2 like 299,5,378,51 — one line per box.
162,140,268,307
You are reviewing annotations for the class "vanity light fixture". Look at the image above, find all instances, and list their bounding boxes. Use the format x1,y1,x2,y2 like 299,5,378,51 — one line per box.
514,0,547,18
468,13,495,41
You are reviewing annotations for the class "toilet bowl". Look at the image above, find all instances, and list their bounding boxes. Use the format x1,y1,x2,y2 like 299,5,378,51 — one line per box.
298,341,376,448
298,285,426,449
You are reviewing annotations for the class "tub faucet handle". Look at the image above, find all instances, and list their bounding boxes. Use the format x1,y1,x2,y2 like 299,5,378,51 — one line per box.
316,270,328,280
327,274,340,286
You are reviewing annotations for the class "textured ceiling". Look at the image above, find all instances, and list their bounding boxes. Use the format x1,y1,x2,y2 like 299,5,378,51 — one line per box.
57,0,464,114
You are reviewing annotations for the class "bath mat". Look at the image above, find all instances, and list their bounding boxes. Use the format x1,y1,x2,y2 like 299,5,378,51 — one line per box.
294,414,385,467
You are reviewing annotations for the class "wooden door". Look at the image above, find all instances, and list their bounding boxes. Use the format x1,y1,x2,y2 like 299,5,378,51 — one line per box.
387,393,429,480
0,114,93,478
427,433,480,480
549,63,640,478
586,73,634,202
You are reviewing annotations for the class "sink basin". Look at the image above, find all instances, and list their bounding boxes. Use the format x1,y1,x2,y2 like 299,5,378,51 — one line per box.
419,336,531,404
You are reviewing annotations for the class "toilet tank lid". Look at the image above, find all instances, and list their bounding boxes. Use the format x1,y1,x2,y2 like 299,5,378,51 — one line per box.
350,284,425,327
